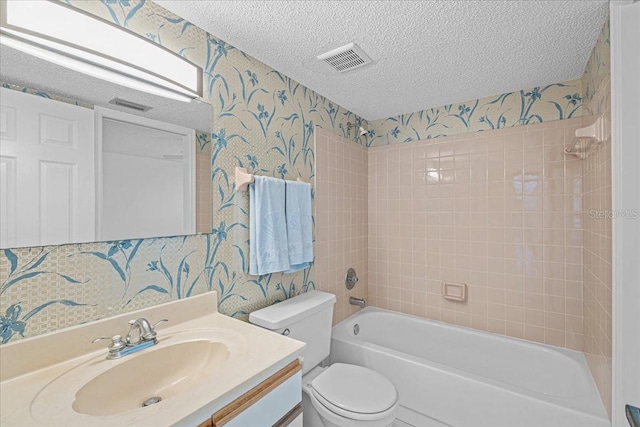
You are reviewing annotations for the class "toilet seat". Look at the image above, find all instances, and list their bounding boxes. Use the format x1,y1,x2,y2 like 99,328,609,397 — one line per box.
310,363,399,421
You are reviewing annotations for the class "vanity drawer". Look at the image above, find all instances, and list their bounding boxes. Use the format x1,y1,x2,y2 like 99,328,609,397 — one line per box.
210,359,302,427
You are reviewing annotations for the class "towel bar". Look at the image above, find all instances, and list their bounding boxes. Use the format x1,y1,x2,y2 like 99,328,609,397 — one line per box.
234,167,310,192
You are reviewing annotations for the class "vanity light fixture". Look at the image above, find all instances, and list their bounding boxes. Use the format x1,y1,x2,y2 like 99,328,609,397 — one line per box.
0,0,202,102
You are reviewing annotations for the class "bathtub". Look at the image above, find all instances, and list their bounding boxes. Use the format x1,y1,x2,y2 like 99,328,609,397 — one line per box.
330,307,609,427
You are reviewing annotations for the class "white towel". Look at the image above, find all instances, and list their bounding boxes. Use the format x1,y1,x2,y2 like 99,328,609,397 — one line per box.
284,180,313,273
249,176,289,275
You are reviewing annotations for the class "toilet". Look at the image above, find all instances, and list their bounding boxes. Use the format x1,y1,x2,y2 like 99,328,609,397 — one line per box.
250,291,399,427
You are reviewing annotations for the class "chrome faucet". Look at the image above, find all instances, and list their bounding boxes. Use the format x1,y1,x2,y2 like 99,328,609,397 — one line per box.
93,318,168,359
349,296,366,308
126,318,168,345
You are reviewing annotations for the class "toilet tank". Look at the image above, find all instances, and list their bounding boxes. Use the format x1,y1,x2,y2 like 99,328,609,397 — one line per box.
249,291,336,375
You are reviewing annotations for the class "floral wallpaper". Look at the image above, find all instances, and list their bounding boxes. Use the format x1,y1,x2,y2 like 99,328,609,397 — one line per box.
0,0,364,343
367,78,583,147
582,16,610,115
1,237,209,343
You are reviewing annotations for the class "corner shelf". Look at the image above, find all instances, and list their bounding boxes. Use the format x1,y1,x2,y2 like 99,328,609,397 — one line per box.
564,115,607,160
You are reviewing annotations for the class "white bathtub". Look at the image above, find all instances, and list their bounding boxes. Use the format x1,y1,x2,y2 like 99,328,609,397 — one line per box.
330,307,609,427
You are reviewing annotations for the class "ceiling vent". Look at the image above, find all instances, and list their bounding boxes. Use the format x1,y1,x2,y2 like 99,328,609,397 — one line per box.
109,98,153,112
317,43,372,73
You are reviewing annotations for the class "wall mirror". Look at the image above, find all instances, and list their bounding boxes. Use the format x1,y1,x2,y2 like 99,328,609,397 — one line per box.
0,43,212,248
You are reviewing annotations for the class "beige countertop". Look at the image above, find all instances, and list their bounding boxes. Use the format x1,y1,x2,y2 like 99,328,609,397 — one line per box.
0,292,305,426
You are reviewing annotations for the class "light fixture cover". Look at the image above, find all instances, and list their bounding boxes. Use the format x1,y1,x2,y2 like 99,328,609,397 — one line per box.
0,0,202,101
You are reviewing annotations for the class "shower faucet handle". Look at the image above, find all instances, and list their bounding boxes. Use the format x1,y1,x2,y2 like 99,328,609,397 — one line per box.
345,268,359,290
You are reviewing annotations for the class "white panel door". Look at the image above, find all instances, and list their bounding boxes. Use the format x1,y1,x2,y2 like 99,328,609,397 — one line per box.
0,88,94,247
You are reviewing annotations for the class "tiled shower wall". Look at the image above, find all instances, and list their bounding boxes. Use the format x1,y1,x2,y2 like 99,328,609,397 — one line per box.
315,128,368,324
581,17,612,416
582,90,612,417
368,119,585,350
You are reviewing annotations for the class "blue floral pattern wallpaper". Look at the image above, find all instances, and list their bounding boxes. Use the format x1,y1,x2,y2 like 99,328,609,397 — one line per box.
0,0,607,344
367,79,584,147
582,16,610,115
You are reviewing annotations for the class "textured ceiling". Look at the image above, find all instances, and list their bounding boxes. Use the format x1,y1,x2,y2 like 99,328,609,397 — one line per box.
0,46,211,131
157,0,608,121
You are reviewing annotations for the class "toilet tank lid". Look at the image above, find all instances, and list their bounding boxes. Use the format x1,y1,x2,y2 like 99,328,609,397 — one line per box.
249,291,336,330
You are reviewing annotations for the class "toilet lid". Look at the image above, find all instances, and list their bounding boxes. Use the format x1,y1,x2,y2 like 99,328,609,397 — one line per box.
310,363,398,416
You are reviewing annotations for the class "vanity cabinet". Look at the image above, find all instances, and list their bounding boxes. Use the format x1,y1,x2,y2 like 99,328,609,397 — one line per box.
197,359,302,427
0,292,306,427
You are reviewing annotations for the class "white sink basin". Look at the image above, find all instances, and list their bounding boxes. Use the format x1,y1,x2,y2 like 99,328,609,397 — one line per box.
72,340,229,416
30,329,244,422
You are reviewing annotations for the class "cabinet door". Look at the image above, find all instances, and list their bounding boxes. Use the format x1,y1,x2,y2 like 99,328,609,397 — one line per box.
212,359,301,427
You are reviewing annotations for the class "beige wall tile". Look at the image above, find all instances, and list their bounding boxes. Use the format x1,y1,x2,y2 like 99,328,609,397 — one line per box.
315,128,369,324
582,77,612,416
367,120,585,350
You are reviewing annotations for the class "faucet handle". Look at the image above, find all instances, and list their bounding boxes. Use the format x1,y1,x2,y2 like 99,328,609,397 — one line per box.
144,319,169,341
92,334,122,344
92,335,126,352
152,319,169,329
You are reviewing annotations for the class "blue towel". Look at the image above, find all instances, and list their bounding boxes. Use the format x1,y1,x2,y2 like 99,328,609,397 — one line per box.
249,176,290,275
284,181,313,273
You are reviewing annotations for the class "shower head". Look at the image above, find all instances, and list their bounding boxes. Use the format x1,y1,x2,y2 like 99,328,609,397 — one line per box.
347,122,370,137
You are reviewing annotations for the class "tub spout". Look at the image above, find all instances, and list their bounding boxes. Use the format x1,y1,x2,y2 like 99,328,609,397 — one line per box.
349,297,366,308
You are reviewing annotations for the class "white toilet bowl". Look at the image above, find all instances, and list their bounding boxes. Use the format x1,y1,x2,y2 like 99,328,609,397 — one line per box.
301,363,399,427
248,292,398,427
